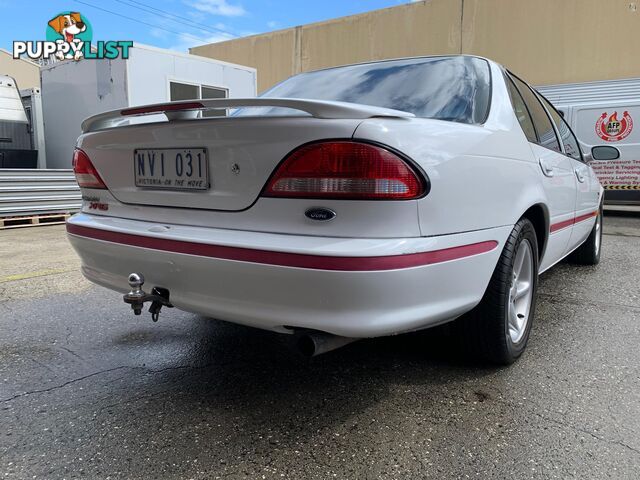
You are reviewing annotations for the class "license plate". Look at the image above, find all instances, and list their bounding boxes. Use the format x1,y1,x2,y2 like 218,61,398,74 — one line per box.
134,148,209,191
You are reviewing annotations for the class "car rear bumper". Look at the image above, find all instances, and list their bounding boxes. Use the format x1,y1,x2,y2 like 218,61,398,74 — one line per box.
67,213,512,338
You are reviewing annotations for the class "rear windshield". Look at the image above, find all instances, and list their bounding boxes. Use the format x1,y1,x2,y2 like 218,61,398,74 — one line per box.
235,56,491,124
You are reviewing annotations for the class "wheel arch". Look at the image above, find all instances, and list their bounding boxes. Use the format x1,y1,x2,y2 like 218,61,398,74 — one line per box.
520,203,549,262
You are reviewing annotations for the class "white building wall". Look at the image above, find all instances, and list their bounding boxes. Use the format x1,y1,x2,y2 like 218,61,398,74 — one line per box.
126,45,256,105
41,44,256,169
41,58,128,169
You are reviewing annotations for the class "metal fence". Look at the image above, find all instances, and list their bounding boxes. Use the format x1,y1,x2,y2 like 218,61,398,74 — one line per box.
0,169,81,218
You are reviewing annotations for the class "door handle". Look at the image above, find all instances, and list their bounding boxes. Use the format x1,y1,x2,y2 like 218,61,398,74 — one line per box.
575,168,586,183
539,158,554,177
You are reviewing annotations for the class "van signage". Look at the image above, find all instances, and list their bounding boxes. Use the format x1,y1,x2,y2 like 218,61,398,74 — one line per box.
596,111,634,142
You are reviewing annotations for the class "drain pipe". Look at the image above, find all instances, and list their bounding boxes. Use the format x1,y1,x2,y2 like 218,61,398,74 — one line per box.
296,331,358,357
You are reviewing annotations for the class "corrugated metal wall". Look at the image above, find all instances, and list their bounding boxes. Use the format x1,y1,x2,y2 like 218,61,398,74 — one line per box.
537,78,640,106
0,169,81,217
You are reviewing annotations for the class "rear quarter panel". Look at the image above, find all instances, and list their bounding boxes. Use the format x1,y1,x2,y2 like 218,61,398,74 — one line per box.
353,117,545,237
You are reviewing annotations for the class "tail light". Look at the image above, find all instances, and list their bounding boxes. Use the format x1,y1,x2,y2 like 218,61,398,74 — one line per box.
72,148,107,189
263,141,426,200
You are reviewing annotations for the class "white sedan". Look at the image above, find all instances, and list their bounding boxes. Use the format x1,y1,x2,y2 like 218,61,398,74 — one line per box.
67,55,617,364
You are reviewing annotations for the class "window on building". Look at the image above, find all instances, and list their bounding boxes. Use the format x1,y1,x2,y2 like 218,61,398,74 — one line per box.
201,86,228,117
169,82,228,117
169,82,199,102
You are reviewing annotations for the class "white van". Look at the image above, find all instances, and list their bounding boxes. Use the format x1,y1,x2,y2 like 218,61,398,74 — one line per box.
538,78,640,206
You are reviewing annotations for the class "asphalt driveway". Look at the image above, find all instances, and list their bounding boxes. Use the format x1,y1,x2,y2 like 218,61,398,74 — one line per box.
0,213,639,479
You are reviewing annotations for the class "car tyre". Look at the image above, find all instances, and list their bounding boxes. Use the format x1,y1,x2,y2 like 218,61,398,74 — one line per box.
567,206,603,266
455,218,539,365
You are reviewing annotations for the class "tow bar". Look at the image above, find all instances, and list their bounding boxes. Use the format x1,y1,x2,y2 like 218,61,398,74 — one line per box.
123,273,173,322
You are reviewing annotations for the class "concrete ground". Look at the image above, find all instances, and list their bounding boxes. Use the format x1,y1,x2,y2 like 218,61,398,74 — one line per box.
0,213,639,479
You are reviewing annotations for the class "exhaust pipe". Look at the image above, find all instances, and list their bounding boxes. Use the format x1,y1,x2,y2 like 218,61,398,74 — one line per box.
296,331,358,357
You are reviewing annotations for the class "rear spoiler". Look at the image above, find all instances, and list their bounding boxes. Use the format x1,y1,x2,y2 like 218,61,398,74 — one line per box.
81,98,415,133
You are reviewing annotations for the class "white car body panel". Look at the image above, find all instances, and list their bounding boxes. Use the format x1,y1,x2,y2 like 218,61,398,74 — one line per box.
528,143,576,272
68,213,511,337
67,56,603,338
76,189,423,238
80,117,365,212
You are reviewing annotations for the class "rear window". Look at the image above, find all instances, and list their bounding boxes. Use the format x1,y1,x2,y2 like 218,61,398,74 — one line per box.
235,56,491,124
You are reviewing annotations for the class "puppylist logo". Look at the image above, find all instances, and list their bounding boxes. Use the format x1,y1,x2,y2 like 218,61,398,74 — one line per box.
13,12,132,61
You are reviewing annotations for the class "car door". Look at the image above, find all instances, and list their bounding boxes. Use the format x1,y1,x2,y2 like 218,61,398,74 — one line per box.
506,73,577,272
537,94,601,252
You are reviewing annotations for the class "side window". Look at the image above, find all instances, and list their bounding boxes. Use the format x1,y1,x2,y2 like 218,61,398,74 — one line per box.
169,81,199,101
169,82,228,117
509,75,562,153
201,86,228,118
505,76,537,143
538,95,583,161
559,118,582,161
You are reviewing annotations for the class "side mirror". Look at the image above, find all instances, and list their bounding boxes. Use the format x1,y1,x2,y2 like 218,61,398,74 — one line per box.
591,145,620,161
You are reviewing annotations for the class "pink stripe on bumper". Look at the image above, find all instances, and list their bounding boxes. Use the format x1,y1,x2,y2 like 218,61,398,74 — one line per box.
66,224,498,271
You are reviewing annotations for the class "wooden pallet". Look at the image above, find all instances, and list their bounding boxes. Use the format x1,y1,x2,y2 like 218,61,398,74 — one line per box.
0,213,71,230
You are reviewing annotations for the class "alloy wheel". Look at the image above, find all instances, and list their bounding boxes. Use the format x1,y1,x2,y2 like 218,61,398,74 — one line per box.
508,239,534,344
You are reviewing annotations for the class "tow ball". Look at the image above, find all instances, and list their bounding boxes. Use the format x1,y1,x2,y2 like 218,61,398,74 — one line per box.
123,273,173,322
